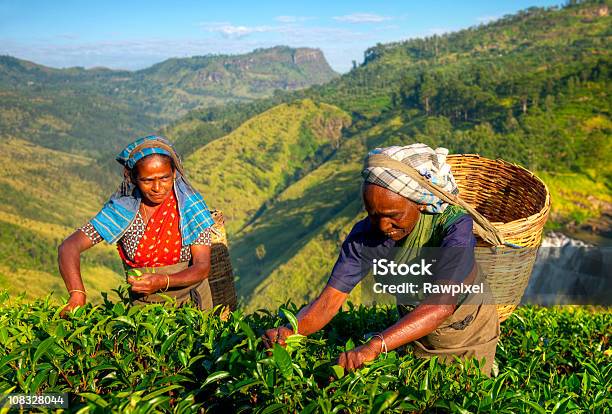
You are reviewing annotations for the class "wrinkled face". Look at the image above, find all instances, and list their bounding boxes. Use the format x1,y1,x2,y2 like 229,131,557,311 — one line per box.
362,183,423,241
133,155,175,206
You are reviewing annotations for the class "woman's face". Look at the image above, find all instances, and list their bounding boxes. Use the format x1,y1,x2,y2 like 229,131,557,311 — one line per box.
133,155,175,205
362,183,423,241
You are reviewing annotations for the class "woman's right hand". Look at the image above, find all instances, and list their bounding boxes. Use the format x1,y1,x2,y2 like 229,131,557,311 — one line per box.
262,326,294,348
60,292,86,318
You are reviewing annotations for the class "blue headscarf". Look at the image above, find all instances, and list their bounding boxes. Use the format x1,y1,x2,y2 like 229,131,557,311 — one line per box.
90,135,215,245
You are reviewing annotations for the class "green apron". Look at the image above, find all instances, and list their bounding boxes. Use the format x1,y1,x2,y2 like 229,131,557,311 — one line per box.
394,206,500,376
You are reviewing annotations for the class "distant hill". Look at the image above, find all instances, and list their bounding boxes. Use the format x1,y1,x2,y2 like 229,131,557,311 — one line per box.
0,46,338,156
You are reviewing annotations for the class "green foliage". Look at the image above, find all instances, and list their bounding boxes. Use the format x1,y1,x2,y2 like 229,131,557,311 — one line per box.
2,0,611,314
0,292,609,412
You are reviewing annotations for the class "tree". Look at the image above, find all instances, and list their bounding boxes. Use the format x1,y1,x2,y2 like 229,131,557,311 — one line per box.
419,73,437,115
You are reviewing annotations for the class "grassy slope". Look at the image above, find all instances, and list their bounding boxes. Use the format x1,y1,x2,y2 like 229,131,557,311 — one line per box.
0,139,123,301
236,116,409,310
239,91,611,309
185,99,351,236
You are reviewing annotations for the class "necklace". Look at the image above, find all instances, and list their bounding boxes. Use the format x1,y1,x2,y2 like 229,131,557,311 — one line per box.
140,205,152,223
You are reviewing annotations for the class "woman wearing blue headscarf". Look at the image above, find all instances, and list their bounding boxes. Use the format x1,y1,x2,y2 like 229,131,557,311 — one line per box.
58,136,216,315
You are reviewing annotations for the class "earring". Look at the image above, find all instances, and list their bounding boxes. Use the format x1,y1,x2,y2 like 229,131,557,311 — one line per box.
120,178,131,196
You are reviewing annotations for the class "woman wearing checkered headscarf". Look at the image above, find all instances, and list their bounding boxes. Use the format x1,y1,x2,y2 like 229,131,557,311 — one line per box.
264,143,500,377
58,135,216,314
362,143,460,213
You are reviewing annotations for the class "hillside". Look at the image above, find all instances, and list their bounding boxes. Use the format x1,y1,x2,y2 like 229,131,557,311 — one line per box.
0,46,337,156
0,99,350,300
167,1,611,309
0,139,123,299
184,99,350,235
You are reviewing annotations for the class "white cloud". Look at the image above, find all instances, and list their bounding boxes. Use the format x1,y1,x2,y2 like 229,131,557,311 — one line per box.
274,15,312,23
333,13,392,24
201,22,275,39
198,20,369,43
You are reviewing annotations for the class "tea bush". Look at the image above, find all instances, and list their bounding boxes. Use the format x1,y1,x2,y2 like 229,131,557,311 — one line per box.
0,288,609,413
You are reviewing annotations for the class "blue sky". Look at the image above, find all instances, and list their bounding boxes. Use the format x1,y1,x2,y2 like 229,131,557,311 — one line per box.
0,0,562,73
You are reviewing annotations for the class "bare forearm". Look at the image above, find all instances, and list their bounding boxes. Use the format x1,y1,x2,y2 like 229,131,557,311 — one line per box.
58,243,86,292
371,303,455,352
166,263,210,288
372,266,476,351
294,285,348,336
263,285,347,348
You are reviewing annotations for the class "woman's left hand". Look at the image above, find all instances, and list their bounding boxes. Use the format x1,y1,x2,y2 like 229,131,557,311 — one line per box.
337,341,381,371
127,273,166,295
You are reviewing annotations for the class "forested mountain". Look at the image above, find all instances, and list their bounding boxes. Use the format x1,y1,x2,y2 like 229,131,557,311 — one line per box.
2,0,610,308
0,46,337,156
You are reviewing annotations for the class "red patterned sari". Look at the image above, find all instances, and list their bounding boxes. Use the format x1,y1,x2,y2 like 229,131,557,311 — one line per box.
119,191,182,267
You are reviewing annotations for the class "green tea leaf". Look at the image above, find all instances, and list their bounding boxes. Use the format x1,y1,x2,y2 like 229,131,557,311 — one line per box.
79,392,110,407
161,328,183,356
273,343,293,379
32,337,55,364
114,316,136,328
281,308,299,333
177,350,188,367
239,320,257,344
371,391,398,414
203,371,230,387
127,269,143,278
258,403,287,414
142,384,183,401
331,364,345,379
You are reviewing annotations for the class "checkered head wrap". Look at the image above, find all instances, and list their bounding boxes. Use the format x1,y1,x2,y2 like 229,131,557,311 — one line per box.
362,143,459,213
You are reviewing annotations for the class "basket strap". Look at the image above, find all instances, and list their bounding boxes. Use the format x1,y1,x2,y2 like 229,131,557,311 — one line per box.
366,154,506,246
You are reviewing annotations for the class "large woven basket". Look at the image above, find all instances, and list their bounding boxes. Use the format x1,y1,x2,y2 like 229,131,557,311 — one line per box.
208,210,238,311
447,155,551,322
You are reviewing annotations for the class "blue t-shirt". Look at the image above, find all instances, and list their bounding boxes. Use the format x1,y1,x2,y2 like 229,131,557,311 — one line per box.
327,215,477,293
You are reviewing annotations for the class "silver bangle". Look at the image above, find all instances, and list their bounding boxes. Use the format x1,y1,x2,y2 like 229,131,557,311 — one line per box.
372,333,388,356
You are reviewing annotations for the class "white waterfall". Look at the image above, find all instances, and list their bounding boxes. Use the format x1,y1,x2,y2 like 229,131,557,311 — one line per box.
523,232,611,305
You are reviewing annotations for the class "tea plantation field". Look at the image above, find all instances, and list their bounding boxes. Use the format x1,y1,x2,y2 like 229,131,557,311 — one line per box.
0,288,609,413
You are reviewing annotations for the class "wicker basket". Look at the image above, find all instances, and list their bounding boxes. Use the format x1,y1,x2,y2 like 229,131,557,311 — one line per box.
447,155,551,322
208,210,238,312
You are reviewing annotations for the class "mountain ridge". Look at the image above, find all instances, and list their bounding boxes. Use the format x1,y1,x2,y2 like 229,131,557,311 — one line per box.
0,46,338,156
